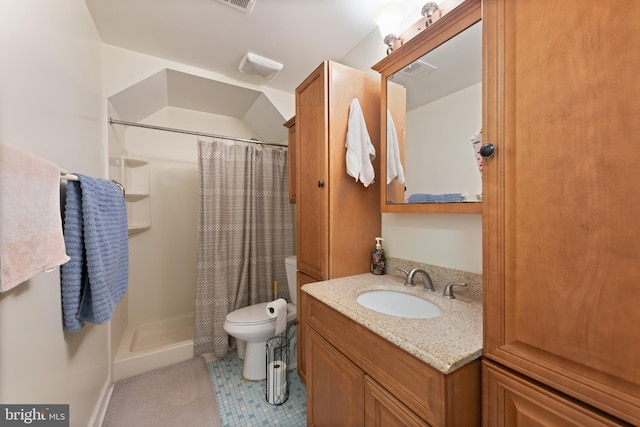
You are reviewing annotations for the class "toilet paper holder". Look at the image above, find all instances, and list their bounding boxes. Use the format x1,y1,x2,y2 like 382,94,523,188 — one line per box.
266,336,289,405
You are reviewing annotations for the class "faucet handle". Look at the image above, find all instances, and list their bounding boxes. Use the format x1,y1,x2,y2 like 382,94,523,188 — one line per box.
395,268,415,287
442,282,467,299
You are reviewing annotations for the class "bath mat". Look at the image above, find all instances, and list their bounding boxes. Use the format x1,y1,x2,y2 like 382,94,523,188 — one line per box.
207,355,306,426
103,357,221,426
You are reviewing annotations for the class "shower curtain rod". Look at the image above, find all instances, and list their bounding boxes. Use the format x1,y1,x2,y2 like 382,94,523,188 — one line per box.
108,118,287,148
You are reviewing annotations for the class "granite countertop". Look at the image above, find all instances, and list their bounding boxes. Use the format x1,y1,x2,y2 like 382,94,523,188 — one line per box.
302,272,483,375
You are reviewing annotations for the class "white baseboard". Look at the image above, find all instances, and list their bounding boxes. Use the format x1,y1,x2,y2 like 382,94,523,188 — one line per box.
90,380,114,427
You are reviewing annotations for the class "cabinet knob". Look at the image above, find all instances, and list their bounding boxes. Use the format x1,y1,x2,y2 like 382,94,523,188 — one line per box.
479,143,496,158
317,180,324,188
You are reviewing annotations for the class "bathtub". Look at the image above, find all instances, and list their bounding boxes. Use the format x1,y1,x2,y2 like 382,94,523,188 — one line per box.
113,312,194,381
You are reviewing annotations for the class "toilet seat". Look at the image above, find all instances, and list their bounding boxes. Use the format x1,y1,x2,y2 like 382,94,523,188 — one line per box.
225,302,296,326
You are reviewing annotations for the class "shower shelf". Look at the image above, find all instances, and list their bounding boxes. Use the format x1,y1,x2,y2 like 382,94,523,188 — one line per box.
128,224,150,236
125,193,149,202
110,156,151,236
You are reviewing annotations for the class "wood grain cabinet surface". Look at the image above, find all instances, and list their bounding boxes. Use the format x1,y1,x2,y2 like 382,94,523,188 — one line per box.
482,0,640,424
294,60,381,382
295,60,381,282
483,360,629,427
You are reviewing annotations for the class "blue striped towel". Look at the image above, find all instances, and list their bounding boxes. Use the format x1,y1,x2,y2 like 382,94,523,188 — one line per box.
407,193,464,203
61,174,128,333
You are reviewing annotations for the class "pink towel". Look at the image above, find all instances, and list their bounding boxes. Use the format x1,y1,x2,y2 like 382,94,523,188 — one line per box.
0,143,70,292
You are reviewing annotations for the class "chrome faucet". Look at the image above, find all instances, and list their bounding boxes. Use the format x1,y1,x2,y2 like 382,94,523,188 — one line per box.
442,282,467,299
396,267,435,292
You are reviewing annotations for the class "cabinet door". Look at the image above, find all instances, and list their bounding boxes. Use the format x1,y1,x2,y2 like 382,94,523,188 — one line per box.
483,0,640,423
296,64,328,281
306,327,365,427
365,376,429,427
296,271,317,383
483,361,627,427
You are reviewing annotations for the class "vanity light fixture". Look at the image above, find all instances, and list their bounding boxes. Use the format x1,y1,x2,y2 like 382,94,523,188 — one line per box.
421,1,441,27
374,2,407,54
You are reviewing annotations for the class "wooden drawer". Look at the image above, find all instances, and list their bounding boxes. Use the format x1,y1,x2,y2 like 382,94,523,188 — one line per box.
483,360,630,426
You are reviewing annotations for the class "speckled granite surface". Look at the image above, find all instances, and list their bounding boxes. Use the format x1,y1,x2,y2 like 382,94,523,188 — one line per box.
302,259,482,375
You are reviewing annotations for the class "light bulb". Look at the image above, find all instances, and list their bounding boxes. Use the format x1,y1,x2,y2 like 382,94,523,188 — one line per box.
374,2,407,41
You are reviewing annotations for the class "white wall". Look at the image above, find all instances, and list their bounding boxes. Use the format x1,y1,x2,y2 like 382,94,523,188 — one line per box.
406,82,482,197
120,107,261,326
339,28,388,77
382,214,482,273
0,1,110,426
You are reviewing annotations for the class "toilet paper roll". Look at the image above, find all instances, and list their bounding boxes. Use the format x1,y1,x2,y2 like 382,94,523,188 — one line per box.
266,298,288,335
267,360,287,405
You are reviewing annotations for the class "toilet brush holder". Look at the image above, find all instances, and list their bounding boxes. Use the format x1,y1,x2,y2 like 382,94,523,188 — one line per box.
265,336,289,405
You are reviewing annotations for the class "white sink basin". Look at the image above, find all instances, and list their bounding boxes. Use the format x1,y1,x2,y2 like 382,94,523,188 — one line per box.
356,290,441,319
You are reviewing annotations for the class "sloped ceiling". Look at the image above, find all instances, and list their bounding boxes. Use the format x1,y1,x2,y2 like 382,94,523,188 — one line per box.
107,69,287,143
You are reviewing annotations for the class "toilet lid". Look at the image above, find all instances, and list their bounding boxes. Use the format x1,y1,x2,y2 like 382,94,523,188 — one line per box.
226,302,295,326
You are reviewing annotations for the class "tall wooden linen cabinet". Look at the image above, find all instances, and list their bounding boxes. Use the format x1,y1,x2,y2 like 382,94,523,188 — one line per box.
294,61,381,382
482,0,640,425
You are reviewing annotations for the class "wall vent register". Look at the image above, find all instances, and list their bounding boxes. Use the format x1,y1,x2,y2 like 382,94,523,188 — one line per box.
216,0,255,14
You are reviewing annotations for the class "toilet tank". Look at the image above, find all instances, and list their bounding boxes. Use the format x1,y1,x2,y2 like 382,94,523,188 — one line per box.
284,256,297,305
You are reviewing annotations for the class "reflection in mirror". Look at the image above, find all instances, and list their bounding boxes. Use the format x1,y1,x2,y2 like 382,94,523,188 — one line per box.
386,21,482,205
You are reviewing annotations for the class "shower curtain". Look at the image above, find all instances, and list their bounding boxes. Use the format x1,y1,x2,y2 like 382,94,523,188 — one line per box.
194,138,295,357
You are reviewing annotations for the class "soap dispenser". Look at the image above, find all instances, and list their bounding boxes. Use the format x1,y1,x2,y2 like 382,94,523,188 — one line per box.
371,237,386,275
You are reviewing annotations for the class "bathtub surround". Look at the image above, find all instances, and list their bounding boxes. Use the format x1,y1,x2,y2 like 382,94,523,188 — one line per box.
103,357,220,426
112,312,194,382
207,355,306,426
194,138,295,357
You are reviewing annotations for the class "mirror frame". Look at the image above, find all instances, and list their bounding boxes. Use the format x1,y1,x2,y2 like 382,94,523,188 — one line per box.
372,0,482,214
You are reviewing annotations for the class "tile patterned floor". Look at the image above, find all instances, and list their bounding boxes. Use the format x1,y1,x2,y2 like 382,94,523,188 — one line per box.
207,355,307,426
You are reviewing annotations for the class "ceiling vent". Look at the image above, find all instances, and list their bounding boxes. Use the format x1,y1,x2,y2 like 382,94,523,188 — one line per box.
216,0,256,14
400,59,437,79
239,52,283,80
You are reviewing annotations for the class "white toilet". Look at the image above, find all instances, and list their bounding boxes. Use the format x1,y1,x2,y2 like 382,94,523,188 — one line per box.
223,255,297,380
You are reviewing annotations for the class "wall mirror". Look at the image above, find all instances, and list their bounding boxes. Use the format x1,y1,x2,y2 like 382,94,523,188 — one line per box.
373,0,482,213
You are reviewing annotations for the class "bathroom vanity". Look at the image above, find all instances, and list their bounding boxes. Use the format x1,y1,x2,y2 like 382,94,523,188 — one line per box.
302,273,482,426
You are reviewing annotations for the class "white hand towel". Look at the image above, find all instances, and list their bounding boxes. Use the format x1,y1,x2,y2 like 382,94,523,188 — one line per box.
345,98,376,187
0,143,70,292
386,109,405,185
266,298,288,335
